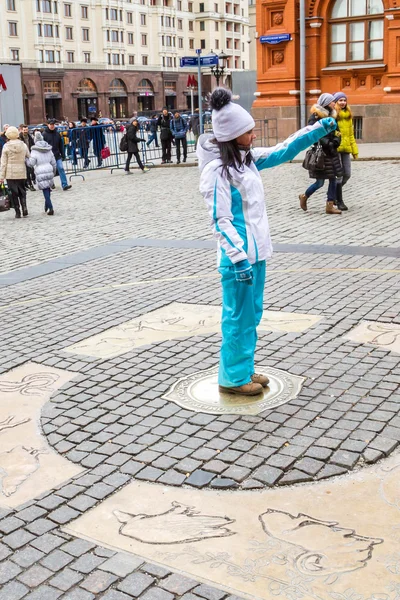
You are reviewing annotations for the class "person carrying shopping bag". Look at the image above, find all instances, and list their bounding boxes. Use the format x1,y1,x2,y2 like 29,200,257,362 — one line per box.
333,92,358,211
0,126,30,218
298,93,343,215
27,131,57,216
197,88,336,396
124,118,149,174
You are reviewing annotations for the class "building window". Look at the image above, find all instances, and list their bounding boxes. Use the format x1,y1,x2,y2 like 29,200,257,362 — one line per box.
84,52,90,63
199,2,204,10
112,53,120,64
188,1,193,10
65,26,73,39
189,38,194,49
178,37,183,48
178,0,182,8
353,116,363,138
67,51,74,62
128,32,134,44
81,4,88,18
141,33,147,45
11,48,19,60
200,38,205,48
111,30,118,42
45,50,55,62
38,24,42,36
129,54,135,64
234,22,240,32
7,0,16,10
234,56,239,68
226,37,232,48
330,0,384,63
8,21,18,36
43,23,53,36
214,2,218,10
107,53,111,64
82,28,89,41
127,12,133,23
200,21,205,30
64,3,71,16
43,0,51,11
215,39,219,49
110,8,117,19
188,20,194,31
142,55,148,65
140,13,146,25
178,18,183,29
54,1,58,13
215,21,219,31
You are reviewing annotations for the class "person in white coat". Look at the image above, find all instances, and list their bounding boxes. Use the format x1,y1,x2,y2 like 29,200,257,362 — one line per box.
197,88,336,396
27,131,57,215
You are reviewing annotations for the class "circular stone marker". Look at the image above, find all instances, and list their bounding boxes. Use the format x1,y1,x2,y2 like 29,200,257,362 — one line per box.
162,366,305,415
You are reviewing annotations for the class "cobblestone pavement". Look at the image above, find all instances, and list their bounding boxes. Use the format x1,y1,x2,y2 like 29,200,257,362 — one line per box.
0,162,399,599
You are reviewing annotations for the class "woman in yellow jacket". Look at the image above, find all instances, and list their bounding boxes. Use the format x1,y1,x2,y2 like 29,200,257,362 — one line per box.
333,92,358,211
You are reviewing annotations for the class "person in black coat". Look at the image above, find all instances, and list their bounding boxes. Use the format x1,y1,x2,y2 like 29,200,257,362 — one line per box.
43,119,72,190
157,108,173,164
299,93,343,215
90,117,106,167
19,125,35,191
125,119,149,174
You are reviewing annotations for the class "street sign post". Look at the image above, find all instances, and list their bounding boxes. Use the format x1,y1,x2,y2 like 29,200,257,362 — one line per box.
179,52,219,134
259,33,291,44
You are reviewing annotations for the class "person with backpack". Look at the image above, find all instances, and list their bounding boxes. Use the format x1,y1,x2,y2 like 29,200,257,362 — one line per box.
170,112,189,164
333,91,358,211
157,108,173,164
298,93,343,215
197,88,336,396
124,118,149,174
27,131,57,215
0,126,30,218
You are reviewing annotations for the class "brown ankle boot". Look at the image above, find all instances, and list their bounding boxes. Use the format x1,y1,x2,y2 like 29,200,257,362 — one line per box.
326,201,341,215
251,373,270,387
219,382,264,396
299,193,308,211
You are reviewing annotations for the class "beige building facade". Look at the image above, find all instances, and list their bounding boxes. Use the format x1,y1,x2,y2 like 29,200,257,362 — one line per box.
1,0,249,123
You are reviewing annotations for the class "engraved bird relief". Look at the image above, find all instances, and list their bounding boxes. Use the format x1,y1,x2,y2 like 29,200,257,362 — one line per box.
0,415,31,433
0,446,47,497
0,372,60,397
259,509,383,582
365,322,400,347
114,501,236,545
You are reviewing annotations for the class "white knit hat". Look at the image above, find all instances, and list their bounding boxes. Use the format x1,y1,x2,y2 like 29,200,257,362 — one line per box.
210,88,255,143
5,126,19,140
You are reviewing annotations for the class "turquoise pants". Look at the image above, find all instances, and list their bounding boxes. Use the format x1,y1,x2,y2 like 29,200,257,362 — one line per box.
218,260,266,387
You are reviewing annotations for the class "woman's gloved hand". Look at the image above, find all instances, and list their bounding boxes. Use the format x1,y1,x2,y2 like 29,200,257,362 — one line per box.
234,259,253,285
321,117,337,132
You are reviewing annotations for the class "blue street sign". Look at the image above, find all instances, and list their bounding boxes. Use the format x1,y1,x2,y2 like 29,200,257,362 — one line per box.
259,33,291,44
180,55,219,68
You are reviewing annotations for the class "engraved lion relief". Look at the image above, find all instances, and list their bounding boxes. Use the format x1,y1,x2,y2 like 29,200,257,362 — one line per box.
114,501,236,545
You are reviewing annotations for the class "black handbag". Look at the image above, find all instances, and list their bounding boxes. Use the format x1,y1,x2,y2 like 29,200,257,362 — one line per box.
302,142,325,171
0,184,11,212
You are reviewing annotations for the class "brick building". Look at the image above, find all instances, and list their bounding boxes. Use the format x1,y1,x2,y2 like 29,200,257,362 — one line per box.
252,0,400,142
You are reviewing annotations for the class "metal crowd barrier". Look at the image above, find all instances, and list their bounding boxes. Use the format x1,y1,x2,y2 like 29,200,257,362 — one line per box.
61,124,201,179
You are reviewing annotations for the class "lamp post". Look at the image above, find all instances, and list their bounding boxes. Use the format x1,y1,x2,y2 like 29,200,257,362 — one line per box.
211,51,228,87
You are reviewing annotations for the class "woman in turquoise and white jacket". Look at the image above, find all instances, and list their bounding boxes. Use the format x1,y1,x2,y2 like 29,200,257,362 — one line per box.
197,88,336,396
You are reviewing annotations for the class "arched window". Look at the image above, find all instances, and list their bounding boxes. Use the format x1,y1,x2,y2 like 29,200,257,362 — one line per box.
137,78,154,94
330,0,384,63
77,78,97,95
109,78,127,96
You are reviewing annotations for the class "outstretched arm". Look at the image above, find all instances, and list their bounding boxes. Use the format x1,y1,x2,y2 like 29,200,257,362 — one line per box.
252,118,337,170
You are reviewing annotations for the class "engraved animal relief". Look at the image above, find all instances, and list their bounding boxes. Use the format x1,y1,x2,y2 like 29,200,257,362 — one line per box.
0,446,47,497
0,415,31,433
0,372,60,397
114,501,236,545
259,509,383,581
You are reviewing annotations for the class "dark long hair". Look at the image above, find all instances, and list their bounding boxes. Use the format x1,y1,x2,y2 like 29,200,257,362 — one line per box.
215,138,253,179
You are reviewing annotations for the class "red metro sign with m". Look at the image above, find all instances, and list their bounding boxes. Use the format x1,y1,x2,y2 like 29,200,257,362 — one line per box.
0,75,7,91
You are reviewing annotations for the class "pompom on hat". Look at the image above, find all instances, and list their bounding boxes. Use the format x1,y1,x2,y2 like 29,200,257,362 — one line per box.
317,93,335,108
5,126,19,140
209,88,255,143
333,91,347,102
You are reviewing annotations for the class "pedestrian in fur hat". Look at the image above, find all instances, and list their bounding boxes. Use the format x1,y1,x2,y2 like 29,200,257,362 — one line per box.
0,126,30,218
197,88,336,396
333,91,358,211
27,131,57,215
299,93,343,215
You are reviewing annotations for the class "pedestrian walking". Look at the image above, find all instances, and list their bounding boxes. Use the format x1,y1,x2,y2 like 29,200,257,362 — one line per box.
90,116,106,167
197,88,335,396
124,118,149,174
190,108,200,149
0,126,30,218
19,124,36,191
333,91,358,211
67,122,78,165
158,108,173,164
43,119,72,191
78,118,90,168
146,115,159,148
170,111,188,164
299,93,343,215
0,124,10,158
27,131,57,216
